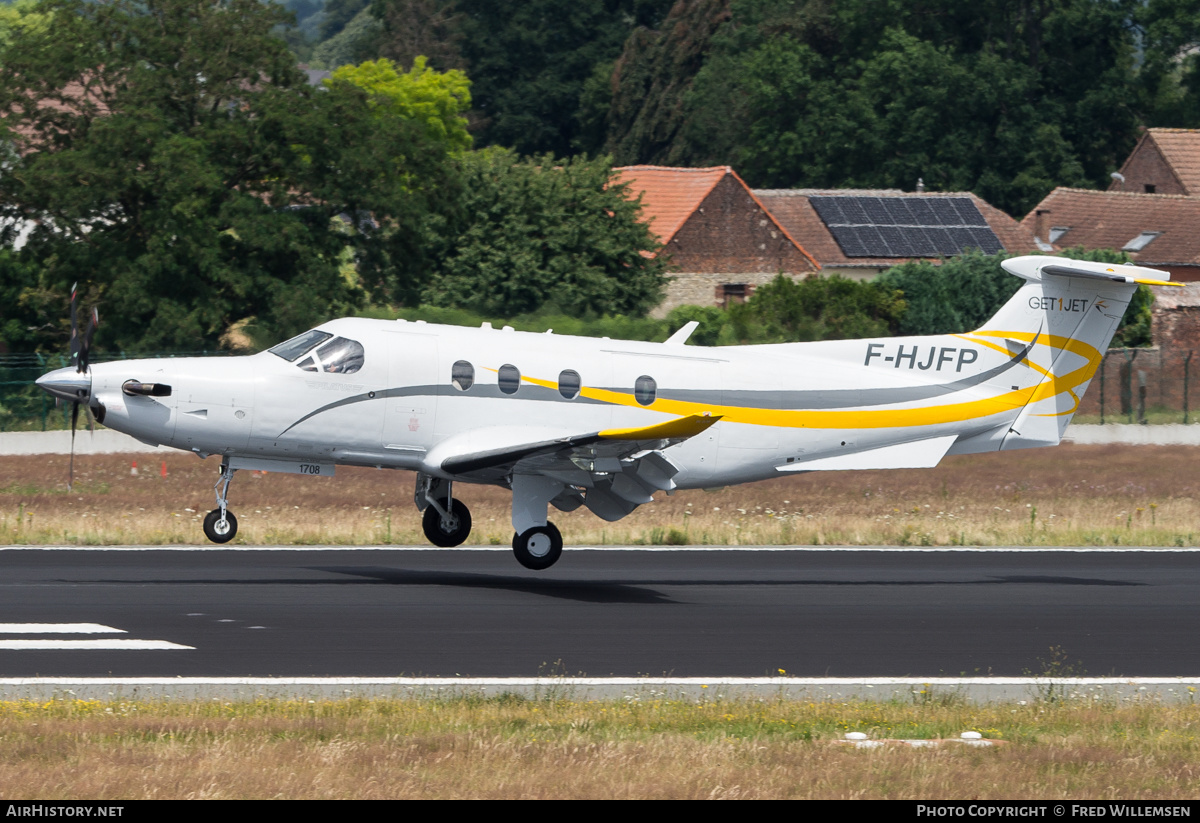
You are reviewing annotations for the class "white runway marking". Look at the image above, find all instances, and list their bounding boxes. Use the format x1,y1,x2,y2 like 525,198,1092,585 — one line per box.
0,639,193,650
0,623,191,650
0,623,125,634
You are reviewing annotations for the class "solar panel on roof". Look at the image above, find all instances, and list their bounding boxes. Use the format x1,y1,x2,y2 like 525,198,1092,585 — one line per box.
923,227,954,255
864,199,894,225
968,226,1004,254
808,195,1002,258
954,198,986,224
841,199,872,224
927,199,959,225
912,200,940,225
826,226,872,257
809,197,844,225
878,226,911,256
886,199,917,225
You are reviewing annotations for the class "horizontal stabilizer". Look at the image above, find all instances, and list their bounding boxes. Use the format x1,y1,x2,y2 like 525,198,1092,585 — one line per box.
1001,255,1179,287
777,435,958,472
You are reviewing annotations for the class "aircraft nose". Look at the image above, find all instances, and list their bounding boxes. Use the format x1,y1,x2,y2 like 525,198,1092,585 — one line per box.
35,366,91,403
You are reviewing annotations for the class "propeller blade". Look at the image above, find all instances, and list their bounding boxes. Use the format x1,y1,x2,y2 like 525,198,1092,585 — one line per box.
68,282,80,371
69,399,80,492
79,306,98,374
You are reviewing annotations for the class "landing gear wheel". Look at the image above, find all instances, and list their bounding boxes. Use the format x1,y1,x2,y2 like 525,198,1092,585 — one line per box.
422,499,472,547
203,509,238,544
512,522,563,570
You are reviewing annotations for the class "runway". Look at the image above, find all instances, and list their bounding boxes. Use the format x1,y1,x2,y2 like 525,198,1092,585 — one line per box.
0,546,1198,687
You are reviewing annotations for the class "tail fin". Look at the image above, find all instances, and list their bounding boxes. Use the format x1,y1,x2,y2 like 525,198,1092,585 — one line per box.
961,255,1176,450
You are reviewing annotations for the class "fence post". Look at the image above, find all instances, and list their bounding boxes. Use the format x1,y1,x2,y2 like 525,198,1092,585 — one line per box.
1099,354,1106,425
1186,351,1194,425
1120,349,1137,423
1138,370,1147,425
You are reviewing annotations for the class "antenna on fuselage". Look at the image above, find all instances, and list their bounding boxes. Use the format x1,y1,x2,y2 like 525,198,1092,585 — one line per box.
664,321,699,346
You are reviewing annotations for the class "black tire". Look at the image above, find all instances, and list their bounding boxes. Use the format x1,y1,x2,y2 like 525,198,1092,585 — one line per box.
422,499,472,547
512,522,563,570
203,509,238,544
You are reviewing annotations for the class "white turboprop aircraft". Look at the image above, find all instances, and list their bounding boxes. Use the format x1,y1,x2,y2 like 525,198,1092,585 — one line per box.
35,256,1176,569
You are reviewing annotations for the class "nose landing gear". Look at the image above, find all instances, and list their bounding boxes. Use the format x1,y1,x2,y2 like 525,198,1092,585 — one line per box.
203,463,238,544
416,473,472,547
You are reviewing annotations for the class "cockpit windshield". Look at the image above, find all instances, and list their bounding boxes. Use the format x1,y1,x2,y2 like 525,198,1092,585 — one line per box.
269,330,333,362
311,337,365,374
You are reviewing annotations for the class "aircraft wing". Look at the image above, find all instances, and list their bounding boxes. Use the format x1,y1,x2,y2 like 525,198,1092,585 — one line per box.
440,413,719,479
435,414,720,521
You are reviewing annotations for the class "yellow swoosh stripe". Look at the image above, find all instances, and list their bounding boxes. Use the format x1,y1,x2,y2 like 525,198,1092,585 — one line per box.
514,330,1101,430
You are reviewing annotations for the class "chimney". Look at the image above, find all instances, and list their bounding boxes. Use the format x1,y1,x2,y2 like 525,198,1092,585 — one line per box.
916,177,925,194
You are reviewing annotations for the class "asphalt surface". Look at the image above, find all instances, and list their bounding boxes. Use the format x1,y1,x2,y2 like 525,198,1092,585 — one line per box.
0,546,1197,678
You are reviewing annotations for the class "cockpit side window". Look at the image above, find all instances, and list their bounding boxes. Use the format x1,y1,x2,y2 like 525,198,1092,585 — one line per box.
314,337,365,374
269,330,333,362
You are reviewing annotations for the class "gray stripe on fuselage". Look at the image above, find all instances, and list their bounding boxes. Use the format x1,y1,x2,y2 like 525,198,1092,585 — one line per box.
661,338,1032,409
276,340,1032,436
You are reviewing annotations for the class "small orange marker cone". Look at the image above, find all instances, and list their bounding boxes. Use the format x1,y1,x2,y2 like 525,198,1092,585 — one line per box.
130,461,138,476
160,461,167,478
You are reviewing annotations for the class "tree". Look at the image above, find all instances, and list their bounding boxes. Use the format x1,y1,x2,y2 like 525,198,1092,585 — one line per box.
370,0,674,156
874,251,1022,337
419,148,668,317
331,56,471,152
0,0,458,351
725,274,906,343
875,249,1152,345
603,0,1141,216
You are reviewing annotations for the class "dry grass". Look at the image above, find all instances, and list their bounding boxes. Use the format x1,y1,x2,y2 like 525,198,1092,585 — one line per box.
1,696,1199,799
0,443,1196,547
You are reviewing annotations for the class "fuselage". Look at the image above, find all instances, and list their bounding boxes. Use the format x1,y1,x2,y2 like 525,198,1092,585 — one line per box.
73,316,1045,488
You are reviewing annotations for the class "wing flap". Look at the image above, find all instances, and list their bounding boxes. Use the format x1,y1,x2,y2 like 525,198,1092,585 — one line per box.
777,434,958,472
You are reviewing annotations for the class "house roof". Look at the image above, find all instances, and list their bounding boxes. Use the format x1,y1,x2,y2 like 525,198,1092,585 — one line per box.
1021,187,1200,267
612,165,730,244
755,189,1041,267
613,165,820,269
1121,128,1200,195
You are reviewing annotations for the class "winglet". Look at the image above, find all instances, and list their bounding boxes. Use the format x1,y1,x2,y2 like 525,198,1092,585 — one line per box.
664,321,699,346
599,413,721,441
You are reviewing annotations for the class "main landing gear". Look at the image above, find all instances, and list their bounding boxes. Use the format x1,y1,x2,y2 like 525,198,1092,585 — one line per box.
203,462,238,544
414,473,566,570
509,473,565,570
512,522,562,571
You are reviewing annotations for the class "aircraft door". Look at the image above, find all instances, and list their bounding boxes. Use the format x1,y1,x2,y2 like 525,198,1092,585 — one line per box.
383,332,440,453
645,356,721,484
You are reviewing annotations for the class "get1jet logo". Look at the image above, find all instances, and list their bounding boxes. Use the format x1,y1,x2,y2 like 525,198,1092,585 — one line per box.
1029,296,1088,312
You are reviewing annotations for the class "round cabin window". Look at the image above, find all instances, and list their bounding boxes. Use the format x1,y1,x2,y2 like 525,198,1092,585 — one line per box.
498,364,521,395
634,375,657,406
452,360,474,391
558,369,581,400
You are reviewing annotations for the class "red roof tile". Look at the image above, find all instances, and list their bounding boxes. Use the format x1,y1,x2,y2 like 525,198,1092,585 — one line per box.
1022,187,1200,266
612,165,730,243
614,165,819,270
1146,129,1200,195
